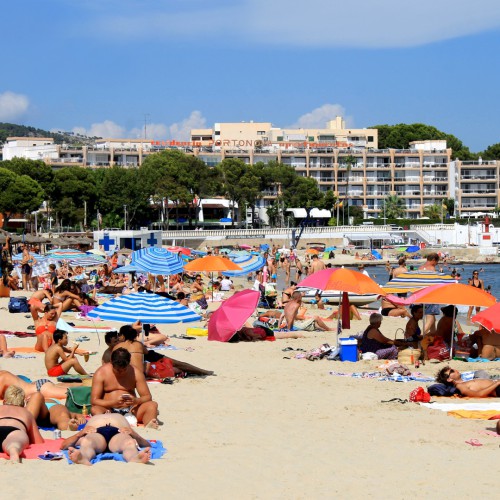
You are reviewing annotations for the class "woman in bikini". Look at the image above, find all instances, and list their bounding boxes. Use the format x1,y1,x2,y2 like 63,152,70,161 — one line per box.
20,245,37,292
467,270,485,321
52,280,83,312
0,404,43,462
34,303,62,352
28,289,54,321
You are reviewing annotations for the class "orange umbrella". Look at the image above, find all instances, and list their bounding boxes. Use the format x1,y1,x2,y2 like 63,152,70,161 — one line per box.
183,255,242,273
299,267,386,295
405,283,495,307
306,248,320,255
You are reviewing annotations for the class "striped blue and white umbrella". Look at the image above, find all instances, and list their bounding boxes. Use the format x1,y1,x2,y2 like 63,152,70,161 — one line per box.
224,254,266,277
87,292,201,323
112,263,146,274
131,247,184,276
68,256,107,267
46,248,89,260
12,253,47,261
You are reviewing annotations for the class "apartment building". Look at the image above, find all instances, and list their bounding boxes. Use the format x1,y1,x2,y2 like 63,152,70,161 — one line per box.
2,119,498,219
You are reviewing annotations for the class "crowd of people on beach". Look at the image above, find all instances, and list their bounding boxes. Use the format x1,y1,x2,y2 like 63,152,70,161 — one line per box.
0,238,499,463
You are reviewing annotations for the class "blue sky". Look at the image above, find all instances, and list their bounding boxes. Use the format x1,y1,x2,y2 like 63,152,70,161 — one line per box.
2,0,500,152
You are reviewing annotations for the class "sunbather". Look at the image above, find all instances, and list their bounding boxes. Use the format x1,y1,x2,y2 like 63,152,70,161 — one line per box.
436,367,500,397
0,402,43,462
44,329,89,377
0,335,15,358
283,292,332,331
60,413,151,465
4,385,85,431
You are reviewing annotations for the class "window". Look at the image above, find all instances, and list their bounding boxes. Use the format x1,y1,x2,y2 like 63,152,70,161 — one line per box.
257,131,266,135
215,131,220,136
368,136,374,142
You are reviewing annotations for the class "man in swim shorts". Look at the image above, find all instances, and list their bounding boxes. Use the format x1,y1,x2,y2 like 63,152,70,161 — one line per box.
436,367,500,397
283,291,332,332
91,348,159,428
44,329,89,377
60,413,151,465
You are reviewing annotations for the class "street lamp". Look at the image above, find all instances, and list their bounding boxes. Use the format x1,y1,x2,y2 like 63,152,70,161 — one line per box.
123,205,127,230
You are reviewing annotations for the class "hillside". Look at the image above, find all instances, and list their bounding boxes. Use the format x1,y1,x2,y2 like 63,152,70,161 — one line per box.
0,122,98,146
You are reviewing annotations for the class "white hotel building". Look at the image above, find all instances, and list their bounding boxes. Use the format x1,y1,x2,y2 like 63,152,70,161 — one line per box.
2,117,498,220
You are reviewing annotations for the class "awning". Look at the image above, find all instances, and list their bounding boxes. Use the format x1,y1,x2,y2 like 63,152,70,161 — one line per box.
346,232,392,241
286,208,307,218
286,208,332,218
310,208,331,218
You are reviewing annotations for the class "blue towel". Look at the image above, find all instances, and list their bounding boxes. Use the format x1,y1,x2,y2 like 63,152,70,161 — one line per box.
63,440,166,464
467,357,500,363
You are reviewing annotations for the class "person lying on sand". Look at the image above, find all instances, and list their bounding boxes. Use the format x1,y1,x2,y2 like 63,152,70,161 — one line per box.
60,413,151,466
4,385,85,431
436,367,500,397
284,292,332,332
0,402,43,463
91,348,160,429
0,370,84,400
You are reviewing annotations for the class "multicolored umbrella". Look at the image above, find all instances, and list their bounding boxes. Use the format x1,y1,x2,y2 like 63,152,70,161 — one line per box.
207,289,260,342
46,248,89,260
183,256,242,273
405,283,495,308
382,271,456,294
112,263,146,274
131,247,184,276
87,292,201,323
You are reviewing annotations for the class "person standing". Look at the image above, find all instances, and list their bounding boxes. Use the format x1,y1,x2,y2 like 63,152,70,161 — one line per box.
467,270,484,321
419,253,441,335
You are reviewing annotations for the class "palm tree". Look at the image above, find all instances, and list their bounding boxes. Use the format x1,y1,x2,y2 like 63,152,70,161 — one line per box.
423,203,442,220
384,195,405,219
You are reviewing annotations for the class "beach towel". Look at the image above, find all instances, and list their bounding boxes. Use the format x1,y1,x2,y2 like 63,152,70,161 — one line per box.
0,438,62,460
63,440,166,464
57,318,113,334
0,331,36,338
420,402,500,412
447,410,500,420
10,346,40,353
467,357,500,362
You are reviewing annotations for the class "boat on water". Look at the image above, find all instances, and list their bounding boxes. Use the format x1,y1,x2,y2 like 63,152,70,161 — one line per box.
297,287,379,306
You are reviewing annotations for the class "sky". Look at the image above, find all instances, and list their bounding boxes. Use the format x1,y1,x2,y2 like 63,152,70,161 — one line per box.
1,0,500,152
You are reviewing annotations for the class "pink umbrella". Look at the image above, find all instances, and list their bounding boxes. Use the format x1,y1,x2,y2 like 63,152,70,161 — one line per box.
207,289,260,342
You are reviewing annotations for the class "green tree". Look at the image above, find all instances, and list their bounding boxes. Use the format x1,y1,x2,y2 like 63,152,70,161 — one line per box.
481,143,500,160
443,198,455,216
0,168,44,226
384,195,406,219
216,158,249,226
371,123,475,160
423,203,444,220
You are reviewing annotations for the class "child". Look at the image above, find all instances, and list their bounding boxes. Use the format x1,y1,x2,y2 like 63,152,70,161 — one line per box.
49,263,58,290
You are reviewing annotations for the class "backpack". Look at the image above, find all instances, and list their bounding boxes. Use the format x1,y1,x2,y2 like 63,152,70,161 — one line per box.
409,386,431,403
8,296,29,314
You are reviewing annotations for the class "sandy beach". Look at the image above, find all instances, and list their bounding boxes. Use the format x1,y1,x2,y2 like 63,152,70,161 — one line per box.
0,287,499,499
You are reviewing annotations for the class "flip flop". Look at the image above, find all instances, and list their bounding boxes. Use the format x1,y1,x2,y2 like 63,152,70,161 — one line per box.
465,439,483,447
38,452,64,461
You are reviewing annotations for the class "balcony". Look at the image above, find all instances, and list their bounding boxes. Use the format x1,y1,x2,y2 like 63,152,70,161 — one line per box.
460,175,497,180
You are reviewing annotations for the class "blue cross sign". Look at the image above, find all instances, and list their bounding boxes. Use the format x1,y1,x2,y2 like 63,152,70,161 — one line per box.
147,233,158,247
99,234,115,251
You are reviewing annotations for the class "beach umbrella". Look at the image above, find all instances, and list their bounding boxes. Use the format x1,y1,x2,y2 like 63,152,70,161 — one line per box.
239,244,252,250
224,255,266,277
406,283,496,308
325,246,337,252
299,268,387,296
228,250,251,258
371,250,383,260
207,289,260,342
183,256,242,273
87,292,201,323
118,248,133,255
87,249,107,257
299,268,387,330
405,245,420,253
382,271,456,294
166,246,191,256
112,263,146,274
306,248,320,254
12,252,46,261
131,247,184,276
47,248,88,259
69,256,107,267
471,303,500,333
191,249,207,256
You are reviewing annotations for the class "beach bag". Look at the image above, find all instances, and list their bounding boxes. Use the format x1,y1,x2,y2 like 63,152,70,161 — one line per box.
196,296,208,310
147,358,175,379
409,386,431,403
398,348,422,365
427,337,450,361
65,386,92,414
8,296,29,314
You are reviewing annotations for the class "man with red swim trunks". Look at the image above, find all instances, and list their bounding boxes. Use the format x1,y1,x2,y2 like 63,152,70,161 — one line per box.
44,330,89,377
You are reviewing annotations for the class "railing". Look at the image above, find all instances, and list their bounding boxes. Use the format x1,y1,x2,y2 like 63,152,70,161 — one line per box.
461,176,497,180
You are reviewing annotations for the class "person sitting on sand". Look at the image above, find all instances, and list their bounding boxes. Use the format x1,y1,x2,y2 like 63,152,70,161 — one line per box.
91,348,159,428
114,324,214,378
4,385,86,432
394,304,424,350
283,291,332,331
28,289,54,321
467,326,500,360
359,313,398,360
102,330,120,364
325,303,362,321
435,305,464,347
0,401,44,462
44,329,89,377
60,413,151,466
436,366,500,397
33,303,63,352
52,279,84,312
0,370,84,401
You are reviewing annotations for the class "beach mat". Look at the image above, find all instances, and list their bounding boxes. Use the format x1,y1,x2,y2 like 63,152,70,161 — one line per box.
11,346,40,353
0,439,62,460
63,440,166,464
447,410,500,420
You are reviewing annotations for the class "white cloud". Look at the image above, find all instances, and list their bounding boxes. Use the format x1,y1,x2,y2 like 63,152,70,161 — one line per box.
86,0,500,48
72,120,125,138
168,111,207,141
288,104,349,129
70,111,207,141
0,91,29,121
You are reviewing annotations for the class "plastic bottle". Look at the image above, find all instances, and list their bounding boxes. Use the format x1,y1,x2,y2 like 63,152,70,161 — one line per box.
410,348,414,365
82,404,88,417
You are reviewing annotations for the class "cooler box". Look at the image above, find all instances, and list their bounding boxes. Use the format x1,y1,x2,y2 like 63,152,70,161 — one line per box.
339,338,358,362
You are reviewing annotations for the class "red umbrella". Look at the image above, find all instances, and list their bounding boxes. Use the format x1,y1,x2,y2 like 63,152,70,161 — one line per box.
207,290,260,342
471,302,500,333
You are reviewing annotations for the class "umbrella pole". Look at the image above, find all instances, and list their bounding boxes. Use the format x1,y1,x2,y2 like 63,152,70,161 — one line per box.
449,309,456,360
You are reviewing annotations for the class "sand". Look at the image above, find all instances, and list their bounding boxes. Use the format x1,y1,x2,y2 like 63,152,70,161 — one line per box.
0,288,499,499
